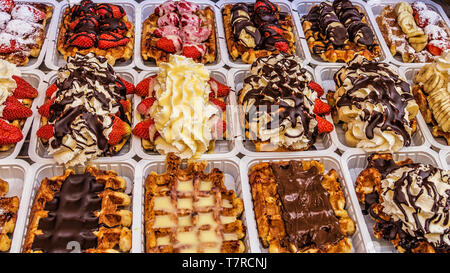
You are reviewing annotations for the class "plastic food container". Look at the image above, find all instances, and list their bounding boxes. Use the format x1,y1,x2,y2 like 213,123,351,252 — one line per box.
439,150,450,170
15,0,60,70
215,0,309,69
228,66,337,157
366,0,450,68
239,153,372,253
133,68,239,160
44,0,137,70
291,0,391,66
314,64,430,153
0,159,32,253
13,160,136,253
28,70,138,164
135,0,225,70
134,157,251,253
340,148,443,253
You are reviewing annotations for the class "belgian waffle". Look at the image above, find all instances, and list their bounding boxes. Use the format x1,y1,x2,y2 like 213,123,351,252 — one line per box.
144,153,246,253
56,0,134,66
355,153,450,253
301,0,381,63
248,160,355,253
22,167,132,253
0,179,19,252
222,0,296,64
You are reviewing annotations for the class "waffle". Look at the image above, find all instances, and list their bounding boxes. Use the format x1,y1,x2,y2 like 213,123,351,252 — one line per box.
0,179,19,252
248,160,355,253
301,0,381,63
22,167,132,253
141,4,216,65
144,153,246,253
355,153,450,253
222,1,296,64
56,1,134,66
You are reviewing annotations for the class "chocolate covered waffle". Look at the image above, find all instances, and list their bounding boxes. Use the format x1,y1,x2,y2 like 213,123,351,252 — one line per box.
23,166,132,253
301,0,381,63
36,52,135,167
355,153,450,253
326,55,419,152
0,0,53,66
141,0,216,65
413,50,450,143
238,53,333,152
376,1,450,63
144,153,246,253
0,178,19,252
249,160,355,253
57,0,134,66
222,0,296,64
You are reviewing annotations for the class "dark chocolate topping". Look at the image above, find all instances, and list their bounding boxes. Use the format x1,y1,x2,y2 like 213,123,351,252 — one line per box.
318,2,348,46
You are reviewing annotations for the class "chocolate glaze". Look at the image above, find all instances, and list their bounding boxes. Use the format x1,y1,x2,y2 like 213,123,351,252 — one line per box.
270,161,344,250
31,173,105,253
318,2,348,46
231,3,262,48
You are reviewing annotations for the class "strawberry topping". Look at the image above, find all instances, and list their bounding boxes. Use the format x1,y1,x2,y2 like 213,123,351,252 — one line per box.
2,96,32,121
0,119,22,145
12,75,38,99
36,124,53,140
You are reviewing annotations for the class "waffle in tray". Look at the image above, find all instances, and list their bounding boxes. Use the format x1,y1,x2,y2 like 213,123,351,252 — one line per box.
144,153,246,253
301,0,381,63
222,1,296,64
0,179,19,252
141,1,216,65
248,160,355,253
56,0,134,66
0,1,53,66
22,167,132,253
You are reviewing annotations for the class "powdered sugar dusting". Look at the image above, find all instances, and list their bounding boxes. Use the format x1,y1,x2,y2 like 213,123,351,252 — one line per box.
0,12,10,30
11,5,45,23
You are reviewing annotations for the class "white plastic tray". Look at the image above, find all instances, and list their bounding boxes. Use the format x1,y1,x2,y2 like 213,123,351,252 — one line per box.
135,0,225,70
44,0,137,70
0,159,32,253
28,70,138,165
228,66,337,157
215,0,309,69
134,157,252,253
314,64,430,153
340,148,443,253
133,68,239,160
239,153,372,253
14,160,136,253
439,150,450,170
291,0,391,66
367,0,450,68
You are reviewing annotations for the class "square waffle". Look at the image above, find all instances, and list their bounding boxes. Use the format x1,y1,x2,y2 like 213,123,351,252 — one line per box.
141,3,217,65
222,1,296,64
0,2,53,66
248,160,355,253
22,166,132,253
56,0,134,66
144,153,246,253
0,178,19,252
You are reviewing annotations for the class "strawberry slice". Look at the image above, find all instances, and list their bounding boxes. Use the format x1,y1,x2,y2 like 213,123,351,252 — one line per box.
69,32,97,49
36,124,54,140
137,97,156,115
275,41,289,53
182,44,203,59
132,119,154,140
308,81,324,97
107,117,131,145
210,98,226,112
96,4,125,19
0,36,17,54
98,32,129,49
45,83,58,98
316,115,333,134
0,0,14,13
2,96,32,121
12,76,38,99
313,99,331,115
0,119,22,145
117,77,135,95
156,37,177,53
38,97,56,118
120,99,131,113
136,75,157,97
427,43,443,56
209,77,231,98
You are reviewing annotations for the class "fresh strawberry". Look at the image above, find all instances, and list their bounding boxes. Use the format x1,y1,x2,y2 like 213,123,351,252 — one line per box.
117,77,135,95
38,97,56,118
0,119,22,145
107,117,131,145
132,119,154,140
274,41,289,53
156,37,176,53
69,32,97,48
209,77,230,98
313,99,331,115
0,0,14,13
0,37,17,54
96,4,125,19
120,99,131,113
137,97,156,115
182,44,202,59
316,115,333,134
12,76,38,99
69,18,81,30
136,75,156,97
210,98,226,112
308,81,324,97
45,83,58,98
98,32,129,49
2,96,32,121
266,24,284,35
36,124,54,140
427,43,443,56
